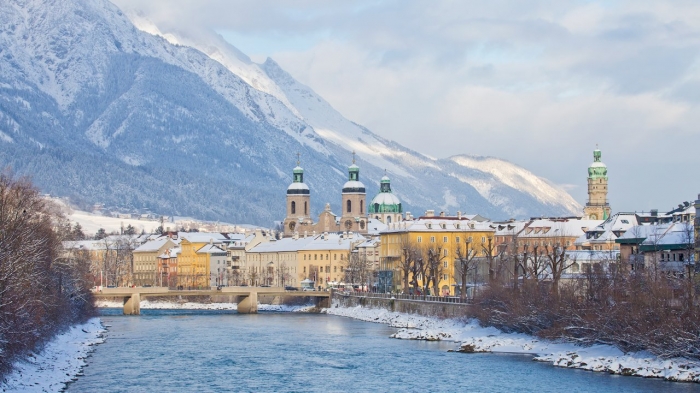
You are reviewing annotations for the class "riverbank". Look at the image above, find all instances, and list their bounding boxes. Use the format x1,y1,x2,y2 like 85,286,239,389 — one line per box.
324,304,700,383
0,318,106,393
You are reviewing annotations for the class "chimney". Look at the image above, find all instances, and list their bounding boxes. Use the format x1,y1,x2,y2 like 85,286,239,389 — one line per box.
304,231,308,238
426,210,435,217
651,209,658,217
439,211,446,217
457,211,462,220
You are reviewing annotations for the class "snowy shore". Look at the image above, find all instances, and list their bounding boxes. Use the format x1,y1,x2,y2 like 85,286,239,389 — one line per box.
324,305,700,383
0,318,106,393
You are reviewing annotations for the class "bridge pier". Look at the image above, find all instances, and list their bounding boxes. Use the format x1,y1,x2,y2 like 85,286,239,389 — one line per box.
123,293,141,315
237,291,258,314
314,296,330,309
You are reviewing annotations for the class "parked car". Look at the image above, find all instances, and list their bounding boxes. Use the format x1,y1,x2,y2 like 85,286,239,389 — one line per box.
284,286,298,291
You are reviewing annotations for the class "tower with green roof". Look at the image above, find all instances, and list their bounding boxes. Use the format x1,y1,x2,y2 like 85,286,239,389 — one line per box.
283,154,312,237
340,152,367,233
369,173,403,224
583,148,611,220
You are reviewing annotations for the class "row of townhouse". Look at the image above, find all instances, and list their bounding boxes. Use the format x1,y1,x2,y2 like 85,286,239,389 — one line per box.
373,198,698,295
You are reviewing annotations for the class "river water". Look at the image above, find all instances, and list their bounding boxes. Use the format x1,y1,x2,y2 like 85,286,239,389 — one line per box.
68,309,700,393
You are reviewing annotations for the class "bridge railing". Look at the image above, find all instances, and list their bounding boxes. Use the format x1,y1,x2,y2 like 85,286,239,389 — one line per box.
334,290,471,304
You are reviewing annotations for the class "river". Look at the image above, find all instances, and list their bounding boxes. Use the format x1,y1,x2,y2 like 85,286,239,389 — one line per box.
67,309,700,393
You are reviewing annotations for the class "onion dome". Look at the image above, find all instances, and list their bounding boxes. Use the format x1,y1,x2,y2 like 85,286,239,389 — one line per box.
342,163,365,193
287,166,309,195
369,175,402,213
588,149,608,180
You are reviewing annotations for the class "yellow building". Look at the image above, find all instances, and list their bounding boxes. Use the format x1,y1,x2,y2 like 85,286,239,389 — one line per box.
297,233,364,288
178,233,227,288
379,212,496,296
133,237,177,286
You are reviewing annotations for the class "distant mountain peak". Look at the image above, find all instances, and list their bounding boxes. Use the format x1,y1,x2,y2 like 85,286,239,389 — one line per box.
0,0,582,225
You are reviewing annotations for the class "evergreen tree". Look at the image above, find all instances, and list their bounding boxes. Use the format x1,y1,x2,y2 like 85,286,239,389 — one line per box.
94,228,107,240
71,223,86,240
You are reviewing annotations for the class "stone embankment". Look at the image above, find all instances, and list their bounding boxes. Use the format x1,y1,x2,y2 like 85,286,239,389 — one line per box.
332,292,470,319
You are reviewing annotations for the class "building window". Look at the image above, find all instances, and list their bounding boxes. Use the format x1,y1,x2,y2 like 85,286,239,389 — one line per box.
430,236,435,243
481,237,486,243
417,236,422,243
360,200,364,214
468,237,473,243
291,201,296,214
443,249,448,257
456,237,460,243
303,267,306,273
443,261,448,268
443,274,448,281
326,254,329,260
314,254,317,260
347,200,352,213
443,236,448,243
334,266,337,273
304,201,307,215
340,266,344,272
334,254,337,260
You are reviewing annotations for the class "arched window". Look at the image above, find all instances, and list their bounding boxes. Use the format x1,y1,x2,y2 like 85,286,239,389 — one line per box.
291,201,296,214
387,216,392,224
360,200,364,214
346,199,352,213
304,201,307,215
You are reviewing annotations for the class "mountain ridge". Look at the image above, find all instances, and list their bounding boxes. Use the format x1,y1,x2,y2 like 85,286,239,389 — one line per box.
0,0,582,226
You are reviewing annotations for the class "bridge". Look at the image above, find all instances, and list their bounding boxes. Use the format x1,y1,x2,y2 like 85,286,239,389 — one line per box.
93,286,331,315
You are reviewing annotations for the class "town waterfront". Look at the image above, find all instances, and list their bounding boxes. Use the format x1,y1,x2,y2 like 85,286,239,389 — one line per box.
68,310,700,393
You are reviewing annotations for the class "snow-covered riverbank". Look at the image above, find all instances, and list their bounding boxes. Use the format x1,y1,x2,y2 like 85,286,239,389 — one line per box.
0,318,106,392
324,305,700,383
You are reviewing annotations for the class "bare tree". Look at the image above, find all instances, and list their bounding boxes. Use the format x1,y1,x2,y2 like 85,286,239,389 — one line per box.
396,238,419,294
454,240,478,300
543,238,576,297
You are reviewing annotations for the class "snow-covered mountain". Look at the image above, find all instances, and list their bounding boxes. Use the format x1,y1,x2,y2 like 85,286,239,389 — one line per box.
0,0,581,226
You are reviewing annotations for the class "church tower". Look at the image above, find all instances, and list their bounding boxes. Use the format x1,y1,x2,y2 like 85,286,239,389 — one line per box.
283,156,311,237
369,172,403,224
340,153,368,233
583,148,611,220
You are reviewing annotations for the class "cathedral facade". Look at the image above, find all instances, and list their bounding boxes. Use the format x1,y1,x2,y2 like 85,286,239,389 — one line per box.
282,158,369,238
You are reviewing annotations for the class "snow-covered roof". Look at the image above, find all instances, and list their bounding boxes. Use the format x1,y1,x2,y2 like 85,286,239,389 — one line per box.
179,232,227,243
382,217,493,233
248,236,316,253
300,233,366,251
370,192,401,206
355,238,380,249
342,180,365,191
63,240,108,251
287,182,309,191
134,237,173,253
158,247,181,259
493,221,528,236
196,244,226,254
574,213,638,245
366,218,387,235
520,218,601,239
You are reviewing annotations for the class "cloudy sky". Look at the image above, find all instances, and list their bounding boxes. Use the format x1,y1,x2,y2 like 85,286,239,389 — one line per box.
112,0,699,213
